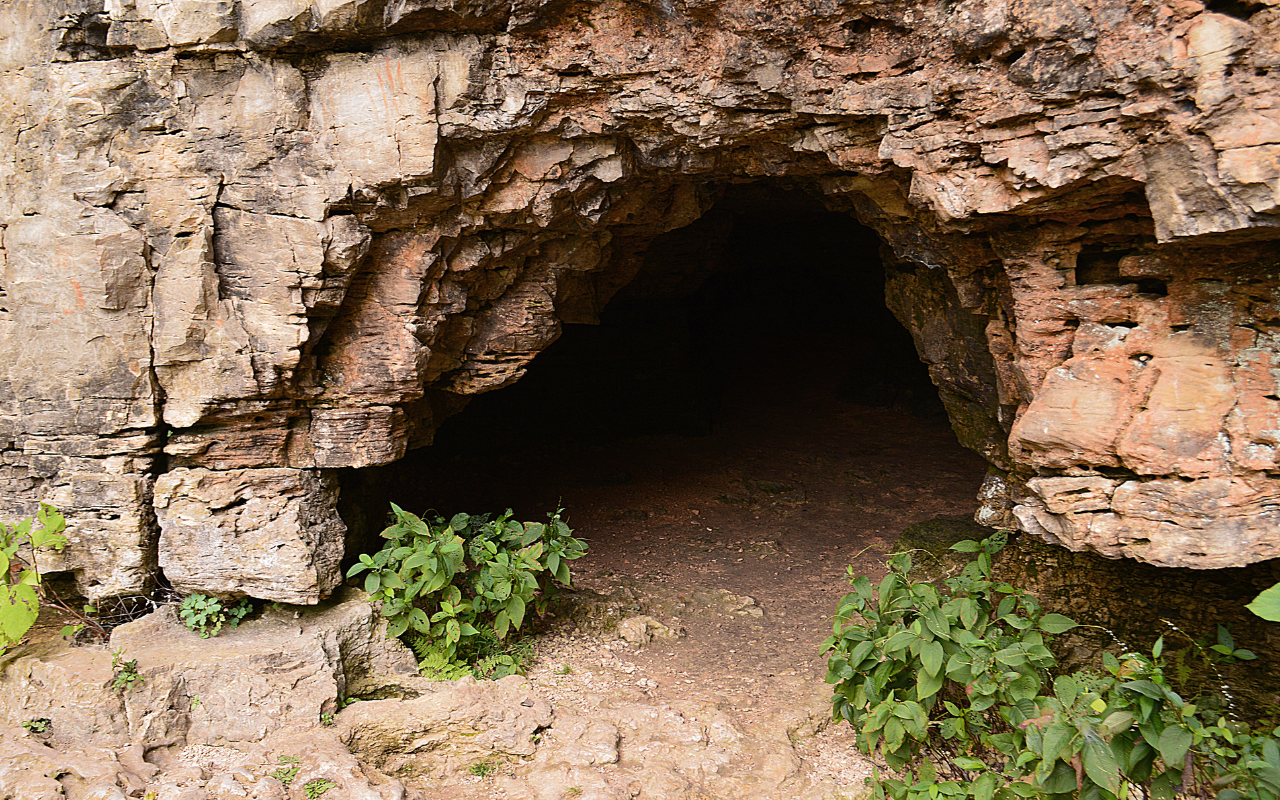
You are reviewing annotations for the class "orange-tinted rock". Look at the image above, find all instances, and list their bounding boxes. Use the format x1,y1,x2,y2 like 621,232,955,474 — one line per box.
4,0,1280,596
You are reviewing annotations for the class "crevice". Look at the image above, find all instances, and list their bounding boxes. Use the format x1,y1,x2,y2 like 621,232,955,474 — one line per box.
1134,278,1168,296
1203,0,1263,20
1001,48,1026,66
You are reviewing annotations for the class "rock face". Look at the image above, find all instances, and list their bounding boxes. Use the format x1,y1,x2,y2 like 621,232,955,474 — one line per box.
2,0,1280,598
154,467,345,603
0,592,871,800
0,592,424,799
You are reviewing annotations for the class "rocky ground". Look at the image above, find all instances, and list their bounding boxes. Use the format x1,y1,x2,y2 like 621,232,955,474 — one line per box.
0,365,990,800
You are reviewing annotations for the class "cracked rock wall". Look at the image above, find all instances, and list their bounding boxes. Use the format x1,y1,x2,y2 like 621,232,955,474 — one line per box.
3,0,1280,601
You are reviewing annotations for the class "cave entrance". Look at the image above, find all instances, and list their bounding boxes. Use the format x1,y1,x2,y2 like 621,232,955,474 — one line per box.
337,185,991,725
339,185,989,632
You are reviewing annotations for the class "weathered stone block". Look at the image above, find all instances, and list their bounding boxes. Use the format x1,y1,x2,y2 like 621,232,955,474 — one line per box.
310,406,408,468
310,48,440,191
136,0,237,45
155,467,345,603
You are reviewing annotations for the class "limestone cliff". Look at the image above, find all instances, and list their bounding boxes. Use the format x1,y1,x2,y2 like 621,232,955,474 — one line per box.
3,0,1279,601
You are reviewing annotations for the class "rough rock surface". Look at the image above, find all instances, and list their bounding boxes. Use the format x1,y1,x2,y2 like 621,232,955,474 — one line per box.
0,587,877,800
154,467,345,602
0,591,417,749
3,0,1280,595
340,676,555,778
0,592,422,799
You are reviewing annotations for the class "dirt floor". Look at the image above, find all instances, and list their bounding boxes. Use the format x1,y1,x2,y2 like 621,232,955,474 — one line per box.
400,337,992,798
12,359,991,800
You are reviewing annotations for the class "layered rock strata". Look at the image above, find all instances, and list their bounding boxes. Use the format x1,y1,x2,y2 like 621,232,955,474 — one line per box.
3,0,1280,600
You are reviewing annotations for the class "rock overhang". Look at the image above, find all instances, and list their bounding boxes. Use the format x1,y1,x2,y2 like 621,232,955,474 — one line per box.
2,0,1280,601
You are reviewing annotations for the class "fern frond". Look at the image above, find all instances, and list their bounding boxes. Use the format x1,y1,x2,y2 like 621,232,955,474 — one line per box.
406,632,471,680
404,632,436,661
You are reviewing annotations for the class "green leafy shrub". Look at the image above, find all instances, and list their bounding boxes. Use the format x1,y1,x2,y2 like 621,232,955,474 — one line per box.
406,625,536,681
823,533,1280,800
1,503,68,652
471,637,534,680
178,593,253,638
406,633,474,681
348,506,586,672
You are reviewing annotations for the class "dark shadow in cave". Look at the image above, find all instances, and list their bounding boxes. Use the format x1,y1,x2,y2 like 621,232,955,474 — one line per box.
338,186,984,566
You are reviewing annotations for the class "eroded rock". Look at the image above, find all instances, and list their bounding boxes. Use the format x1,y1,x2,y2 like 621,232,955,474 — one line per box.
3,0,1280,585
0,591,415,751
154,467,345,603
615,615,678,647
339,675,554,778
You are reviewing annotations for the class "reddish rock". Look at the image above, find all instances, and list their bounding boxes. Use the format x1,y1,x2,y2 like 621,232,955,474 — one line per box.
3,0,1280,595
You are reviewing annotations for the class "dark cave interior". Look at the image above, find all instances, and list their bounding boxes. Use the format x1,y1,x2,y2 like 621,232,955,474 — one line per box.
337,185,962,554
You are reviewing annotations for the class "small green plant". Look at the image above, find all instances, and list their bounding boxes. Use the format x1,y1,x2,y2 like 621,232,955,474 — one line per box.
303,778,337,798
22,717,51,734
469,625,534,679
472,649,528,680
320,711,335,726
270,756,301,787
349,506,586,674
178,593,253,638
823,534,1280,800
407,623,535,680
1,503,68,652
556,662,573,676
468,759,498,778
407,633,474,680
1161,621,1258,707
110,648,143,692
190,695,202,709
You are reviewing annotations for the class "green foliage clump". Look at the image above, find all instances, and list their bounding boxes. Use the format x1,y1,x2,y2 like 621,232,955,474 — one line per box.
110,648,143,692
1,503,68,652
407,625,535,681
304,778,337,798
406,633,474,681
178,593,253,638
349,506,585,675
468,759,498,778
823,533,1280,800
271,756,301,787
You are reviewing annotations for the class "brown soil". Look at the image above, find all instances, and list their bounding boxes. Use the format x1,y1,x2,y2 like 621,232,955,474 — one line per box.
410,350,990,797
540,390,984,689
